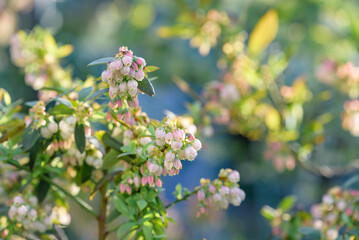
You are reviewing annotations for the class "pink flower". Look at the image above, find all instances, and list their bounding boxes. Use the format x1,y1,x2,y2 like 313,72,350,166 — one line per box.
164,160,173,170
155,127,166,139
122,56,132,66
115,59,123,70
135,57,146,66
148,175,154,186
155,179,162,187
125,51,133,58
209,185,216,194
109,61,117,71
228,170,240,183
117,99,123,108
141,176,148,186
174,159,182,169
197,190,205,201
128,99,139,108
135,70,145,81
131,62,138,71
165,132,174,144
171,141,183,151
120,183,126,193
119,82,127,93
173,129,185,141
185,146,197,161
126,186,132,195
220,186,230,196
120,66,130,75
230,187,241,197
192,139,202,151
165,152,175,162
133,176,141,188
127,80,138,90
109,101,117,109
101,70,109,82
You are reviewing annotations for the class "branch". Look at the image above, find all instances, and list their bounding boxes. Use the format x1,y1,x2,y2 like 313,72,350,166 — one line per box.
166,188,199,209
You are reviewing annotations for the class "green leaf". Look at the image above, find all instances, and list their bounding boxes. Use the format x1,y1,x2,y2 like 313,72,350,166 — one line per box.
103,149,120,170
137,199,148,211
144,66,160,73
298,227,321,240
138,78,155,97
278,195,296,212
75,123,86,153
261,206,277,221
117,222,138,238
25,100,38,107
78,86,94,101
106,210,121,224
37,176,50,203
85,88,109,101
248,9,279,55
114,196,134,220
22,125,40,151
143,221,153,240
54,98,72,108
87,57,114,67
102,132,123,152
29,140,40,170
79,161,93,183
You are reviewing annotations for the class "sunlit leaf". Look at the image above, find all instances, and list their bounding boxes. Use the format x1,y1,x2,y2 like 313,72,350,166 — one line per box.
265,107,281,131
248,9,279,55
278,195,296,212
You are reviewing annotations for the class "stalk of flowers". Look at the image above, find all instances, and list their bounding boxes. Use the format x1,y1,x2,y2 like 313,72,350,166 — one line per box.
341,99,359,136
101,46,148,109
8,195,55,233
114,118,202,193
195,168,245,217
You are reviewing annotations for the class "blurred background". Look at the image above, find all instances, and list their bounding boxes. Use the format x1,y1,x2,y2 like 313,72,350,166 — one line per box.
1,0,359,239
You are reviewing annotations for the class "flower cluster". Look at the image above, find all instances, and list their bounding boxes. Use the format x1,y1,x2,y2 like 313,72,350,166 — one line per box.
341,100,359,136
316,60,359,98
8,196,53,233
310,187,359,238
196,169,245,217
101,46,147,108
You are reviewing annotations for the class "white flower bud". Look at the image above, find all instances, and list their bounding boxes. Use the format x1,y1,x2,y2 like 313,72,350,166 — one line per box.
127,80,138,90
93,158,103,169
66,116,77,127
41,127,53,139
185,146,197,161
13,196,24,206
155,128,166,139
86,156,95,165
192,139,202,151
228,170,240,183
48,122,58,133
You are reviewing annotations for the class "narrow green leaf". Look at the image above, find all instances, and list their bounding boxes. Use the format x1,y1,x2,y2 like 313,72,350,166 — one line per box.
278,195,296,212
102,132,123,152
80,161,93,183
138,78,155,97
78,86,94,101
29,140,40,170
75,123,86,153
37,176,50,203
87,57,114,67
85,88,109,102
22,125,40,151
144,66,160,73
55,98,72,108
25,101,38,107
114,197,133,219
